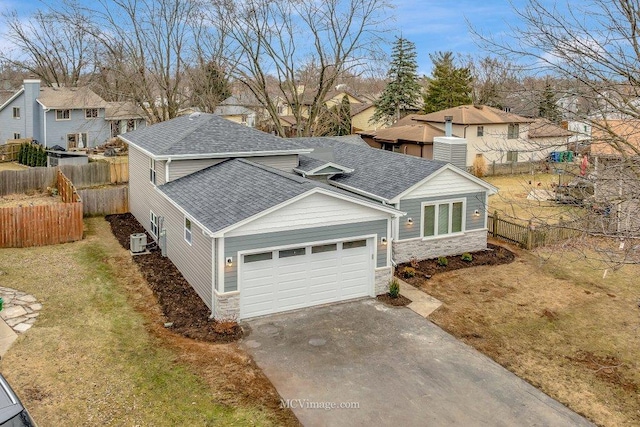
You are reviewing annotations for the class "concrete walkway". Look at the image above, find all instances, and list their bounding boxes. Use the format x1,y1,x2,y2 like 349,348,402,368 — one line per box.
398,278,443,317
0,286,42,357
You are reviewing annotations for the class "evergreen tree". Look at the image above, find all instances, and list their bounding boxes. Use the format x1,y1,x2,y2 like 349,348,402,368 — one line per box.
422,52,473,113
538,81,561,123
371,36,422,126
335,95,352,135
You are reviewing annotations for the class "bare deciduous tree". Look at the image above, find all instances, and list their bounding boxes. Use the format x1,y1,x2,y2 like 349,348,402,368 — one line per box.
208,0,390,137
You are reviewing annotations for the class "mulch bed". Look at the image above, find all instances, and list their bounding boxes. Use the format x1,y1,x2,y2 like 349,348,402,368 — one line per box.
376,293,412,307
105,213,242,343
397,243,516,285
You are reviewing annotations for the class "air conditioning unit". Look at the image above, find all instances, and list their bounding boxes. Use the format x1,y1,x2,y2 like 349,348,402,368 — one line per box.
130,233,147,254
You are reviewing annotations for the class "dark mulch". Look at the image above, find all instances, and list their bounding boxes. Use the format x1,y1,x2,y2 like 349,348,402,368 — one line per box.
376,293,412,307
397,243,516,284
105,213,242,343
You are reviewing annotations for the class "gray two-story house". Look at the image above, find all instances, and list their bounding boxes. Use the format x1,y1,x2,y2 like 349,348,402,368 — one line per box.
0,79,146,149
121,113,497,321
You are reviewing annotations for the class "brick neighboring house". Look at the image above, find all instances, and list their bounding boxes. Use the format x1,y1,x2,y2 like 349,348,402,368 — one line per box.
0,79,146,149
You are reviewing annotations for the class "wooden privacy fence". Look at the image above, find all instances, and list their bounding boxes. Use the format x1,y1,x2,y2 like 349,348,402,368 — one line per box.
0,143,22,162
78,186,129,216
0,170,83,248
0,161,128,196
488,211,582,249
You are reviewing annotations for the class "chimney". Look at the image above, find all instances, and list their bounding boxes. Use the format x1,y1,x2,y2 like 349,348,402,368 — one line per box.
444,115,453,137
23,78,42,143
433,136,468,170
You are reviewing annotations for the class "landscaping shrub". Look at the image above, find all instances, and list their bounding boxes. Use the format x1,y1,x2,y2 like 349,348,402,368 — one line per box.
437,256,448,267
461,252,473,262
402,267,416,278
388,279,400,298
17,142,47,167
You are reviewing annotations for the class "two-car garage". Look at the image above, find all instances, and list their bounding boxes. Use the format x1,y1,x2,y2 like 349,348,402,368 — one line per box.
238,237,374,319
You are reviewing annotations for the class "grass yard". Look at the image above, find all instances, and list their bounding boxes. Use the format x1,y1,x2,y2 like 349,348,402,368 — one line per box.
484,173,582,225
0,217,298,426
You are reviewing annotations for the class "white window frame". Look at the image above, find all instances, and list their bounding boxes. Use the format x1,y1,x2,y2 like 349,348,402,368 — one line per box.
184,217,192,245
507,123,519,139
12,107,20,119
85,108,98,119
421,199,466,240
150,211,159,238
149,158,156,184
13,132,20,140
56,109,71,121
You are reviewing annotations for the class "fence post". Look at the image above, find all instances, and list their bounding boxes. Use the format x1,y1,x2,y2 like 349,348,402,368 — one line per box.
493,210,499,238
526,219,534,250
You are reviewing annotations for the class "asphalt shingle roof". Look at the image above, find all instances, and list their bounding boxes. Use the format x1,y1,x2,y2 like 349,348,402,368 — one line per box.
159,158,364,233
122,113,308,157
295,138,448,201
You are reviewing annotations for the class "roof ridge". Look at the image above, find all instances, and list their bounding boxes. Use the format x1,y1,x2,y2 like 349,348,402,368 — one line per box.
236,158,310,184
158,114,216,155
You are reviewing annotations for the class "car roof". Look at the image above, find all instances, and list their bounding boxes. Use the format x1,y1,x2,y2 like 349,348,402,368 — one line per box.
0,374,25,422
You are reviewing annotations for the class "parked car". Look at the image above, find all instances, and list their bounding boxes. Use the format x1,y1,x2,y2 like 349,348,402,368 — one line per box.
0,374,36,426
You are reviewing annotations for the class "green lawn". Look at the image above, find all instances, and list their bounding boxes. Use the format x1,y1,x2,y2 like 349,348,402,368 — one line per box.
0,218,291,426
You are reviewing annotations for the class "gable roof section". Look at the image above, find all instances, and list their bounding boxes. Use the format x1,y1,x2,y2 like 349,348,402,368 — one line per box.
0,88,23,112
121,113,311,159
105,101,146,120
293,138,449,201
373,123,446,144
528,118,573,138
157,158,401,236
294,155,354,176
413,105,534,125
37,87,108,109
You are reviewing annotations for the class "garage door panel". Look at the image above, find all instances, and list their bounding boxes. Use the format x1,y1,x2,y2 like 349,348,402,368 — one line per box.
240,237,373,319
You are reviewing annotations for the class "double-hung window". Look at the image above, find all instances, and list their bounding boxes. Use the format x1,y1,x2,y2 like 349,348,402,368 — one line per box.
149,158,156,184
507,123,519,139
422,200,464,238
12,107,20,119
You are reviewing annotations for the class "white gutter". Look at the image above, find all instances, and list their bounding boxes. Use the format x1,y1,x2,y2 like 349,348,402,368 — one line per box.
165,158,171,183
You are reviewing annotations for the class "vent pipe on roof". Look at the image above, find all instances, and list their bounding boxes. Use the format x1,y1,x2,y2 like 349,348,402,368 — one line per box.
444,115,453,137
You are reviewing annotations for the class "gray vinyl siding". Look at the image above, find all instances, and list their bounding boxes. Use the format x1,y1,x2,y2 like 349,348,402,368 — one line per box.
129,145,214,308
245,154,299,172
433,141,467,169
43,108,111,148
169,158,226,182
224,219,388,292
155,160,166,185
398,191,487,240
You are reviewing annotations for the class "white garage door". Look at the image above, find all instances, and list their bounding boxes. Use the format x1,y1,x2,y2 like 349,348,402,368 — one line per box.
239,238,373,319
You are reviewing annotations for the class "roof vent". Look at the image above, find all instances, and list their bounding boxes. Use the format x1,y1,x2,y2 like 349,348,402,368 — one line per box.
188,112,202,120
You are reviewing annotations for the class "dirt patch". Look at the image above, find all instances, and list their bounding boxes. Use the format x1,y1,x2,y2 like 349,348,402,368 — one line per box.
568,351,639,393
397,243,516,285
106,213,242,343
376,293,412,306
0,191,61,207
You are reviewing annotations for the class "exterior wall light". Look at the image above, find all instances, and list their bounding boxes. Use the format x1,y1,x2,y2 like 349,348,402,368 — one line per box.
380,237,387,245
474,209,480,217
407,218,413,225
226,257,233,267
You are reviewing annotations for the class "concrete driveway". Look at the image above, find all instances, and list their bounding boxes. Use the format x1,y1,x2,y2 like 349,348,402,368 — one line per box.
241,299,593,427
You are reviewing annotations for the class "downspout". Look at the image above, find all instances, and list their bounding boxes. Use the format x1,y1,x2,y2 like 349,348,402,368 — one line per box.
43,108,50,147
210,237,216,319
165,158,171,183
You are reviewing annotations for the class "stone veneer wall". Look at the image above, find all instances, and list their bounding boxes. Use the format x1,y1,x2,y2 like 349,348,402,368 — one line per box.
375,267,393,295
392,229,487,264
214,292,240,321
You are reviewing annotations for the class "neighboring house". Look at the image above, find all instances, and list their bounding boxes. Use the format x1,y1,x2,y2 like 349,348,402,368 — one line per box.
0,79,146,149
214,94,265,128
527,118,573,152
590,120,640,235
362,105,569,167
276,87,384,135
106,102,147,138
121,113,496,320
